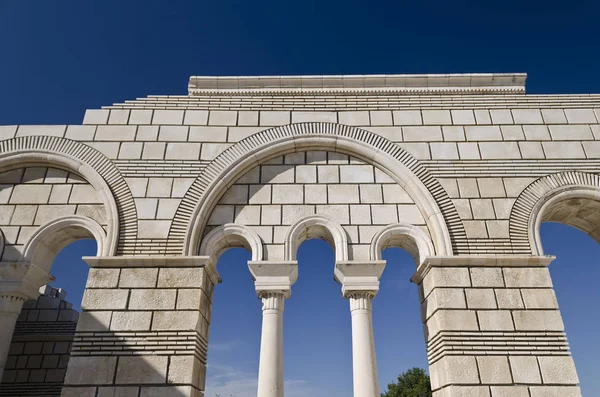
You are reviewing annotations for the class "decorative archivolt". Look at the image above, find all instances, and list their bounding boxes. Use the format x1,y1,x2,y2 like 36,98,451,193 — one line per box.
284,215,349,261
0,136,136,254
170,122,462,256
509,171,600,255
369,223,435,265
199,224,264,263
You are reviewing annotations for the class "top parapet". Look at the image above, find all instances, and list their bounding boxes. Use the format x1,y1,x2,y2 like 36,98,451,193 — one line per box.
188,73,527,96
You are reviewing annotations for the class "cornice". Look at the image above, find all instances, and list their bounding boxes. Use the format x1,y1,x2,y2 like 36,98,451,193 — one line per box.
188,73,527,96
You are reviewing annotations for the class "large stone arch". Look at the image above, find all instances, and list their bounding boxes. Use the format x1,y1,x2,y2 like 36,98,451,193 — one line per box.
0,136,137,254
510,171,600,254
169,123,464,256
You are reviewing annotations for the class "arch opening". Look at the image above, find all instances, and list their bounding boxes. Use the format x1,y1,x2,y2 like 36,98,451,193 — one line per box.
370,223,435,266
285,215,348,262
199,224,263,267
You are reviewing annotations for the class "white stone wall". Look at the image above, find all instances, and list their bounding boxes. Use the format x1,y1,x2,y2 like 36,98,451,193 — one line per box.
205,150,427,260
0,167,106,261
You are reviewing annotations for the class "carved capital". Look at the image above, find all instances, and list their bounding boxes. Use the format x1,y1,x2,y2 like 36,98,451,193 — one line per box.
259,292,285,312
348,292,375,312
0,261,53,299
334,261,386,299
249,261,298,298
0,293,27,315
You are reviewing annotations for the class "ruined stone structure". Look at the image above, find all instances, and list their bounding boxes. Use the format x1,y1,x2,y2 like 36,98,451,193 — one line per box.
0,73,595,397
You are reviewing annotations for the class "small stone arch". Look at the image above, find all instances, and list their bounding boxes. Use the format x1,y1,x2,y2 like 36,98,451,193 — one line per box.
370,223,435,266
0,136,138,254
510,171,600,255
171,123,462,257
284,215,348,261
199,224,264,264
23,215,108,274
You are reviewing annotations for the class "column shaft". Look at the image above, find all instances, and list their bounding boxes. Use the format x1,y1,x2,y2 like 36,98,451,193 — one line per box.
349,293,380,397
257,293,285,397
0,294,26,382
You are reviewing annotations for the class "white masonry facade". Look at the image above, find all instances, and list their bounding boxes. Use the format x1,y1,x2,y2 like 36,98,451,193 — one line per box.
0,73,595,397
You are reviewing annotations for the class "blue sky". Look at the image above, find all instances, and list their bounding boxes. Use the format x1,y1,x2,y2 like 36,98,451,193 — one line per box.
2,0,600,395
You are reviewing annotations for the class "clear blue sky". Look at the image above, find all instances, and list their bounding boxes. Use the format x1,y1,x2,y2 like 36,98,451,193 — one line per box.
3,1,599,395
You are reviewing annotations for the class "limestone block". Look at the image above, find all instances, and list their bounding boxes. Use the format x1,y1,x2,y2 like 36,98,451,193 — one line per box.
108,109,130,124
436,356,480,386
158,126,188,141
393,110,422,125
9,185,52,204
0,125,17,140
237,111,258,126
538,356,579,384
490,109,514,125
70,185,101,203
542,142,585,159
422,288,466,319
451,110,476,125
501,125,525,140
548,125,593,140
431,142,460,160
34,205,76,225
470,199,495,219
306,151,327,164
207,205,234,225
457,179,479,198
86,269,120,288
183,110,209,125
75,311,112,332
146,178,173,198
282,205,316,224
397,204,425,224
564,108,597,124
190,126,228,142
511,109,543,124
200,143,232,160
65,125,96,140
442,126,465,142
95,126,136,141
490,386,529,397
357,225,380,244
453,199,473,219
521,289,558,309
371,204,398,224
118,142,143,159
172,178,195,197
292,111,336,123
403,126,443,142
82,289,128,310
260,111,290,126
116,356,168,384
221,185,249,204
125,178,149,198
61,387,97,397
466,126,502,141
97,387,140,397
177,289,202,310
138,220,171,239
477,356,512,384
495,289,524,309
152,110,184,125
348,205,371,225
315,205,350,224
129,109,153,125
272,185,303,204
136,125,159,141
479,142,521,159
295,165,317,183
502,178,535,197
422,267,471,298
339,111,369,125
528,386,582,397
261,165,295,183
261,205,282,225
425,310,478,340
234,205,261,224
119,269,158,288
165,143,200,160
48,185,72,203
328,185,360,203
503,268,552,288
509,356,541,384
64,356,117,384
422,110,452,125
359,185,383,203
304,185,326,204
519,142,545,159
339,165,374,183
478,178,506,198
382,185,412,204
135,198,158,219
317,165,339,183
152,311,200,331
486,220,509,238
438,179,459,198
477,310,514,331
16,125,67,138
541,109,567,124
284,152,305,164
140,386,198,397
158,268,204,288
156,199,180,219
463,221,488,238
168,355,201,386
110,311,152,331
512,310,564,331
370,110,393,125
466,289,497,309
474,110,492,125
582,141,600,158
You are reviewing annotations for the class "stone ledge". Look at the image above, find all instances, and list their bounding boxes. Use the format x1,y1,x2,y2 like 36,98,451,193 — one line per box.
188,73,527,96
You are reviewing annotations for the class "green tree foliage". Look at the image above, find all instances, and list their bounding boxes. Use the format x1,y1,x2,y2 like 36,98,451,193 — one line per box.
381,367,432,397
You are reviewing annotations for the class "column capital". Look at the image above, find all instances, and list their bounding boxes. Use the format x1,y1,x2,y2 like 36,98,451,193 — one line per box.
248,261,298,299
0,261,53,299
334,261,386,298
0,292,27,314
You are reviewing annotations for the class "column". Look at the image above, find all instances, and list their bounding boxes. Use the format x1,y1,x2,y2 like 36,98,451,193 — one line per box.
334,261,386,397
413,256,582,397
0,293,27,381
248,261,298,397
